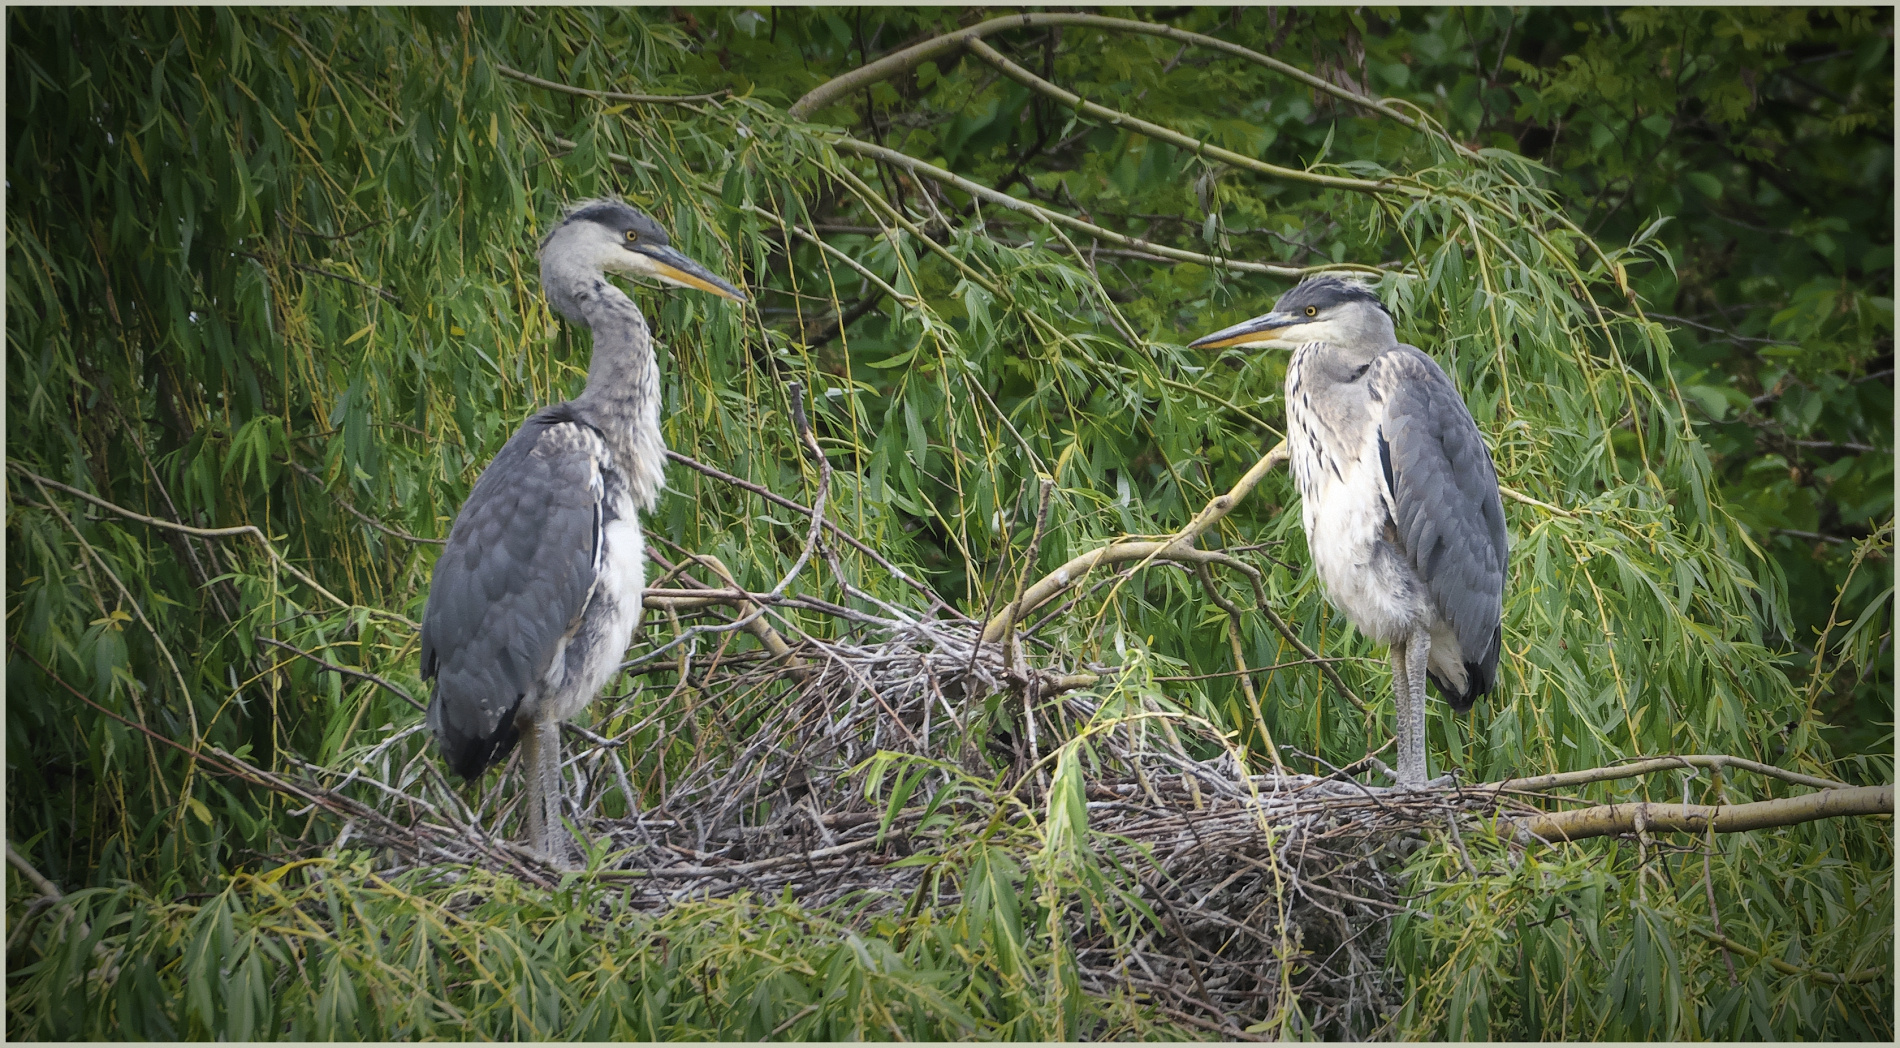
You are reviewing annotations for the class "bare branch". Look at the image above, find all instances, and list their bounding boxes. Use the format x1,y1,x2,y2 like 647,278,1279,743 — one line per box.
1507,784,1893,845
983,440,1289,641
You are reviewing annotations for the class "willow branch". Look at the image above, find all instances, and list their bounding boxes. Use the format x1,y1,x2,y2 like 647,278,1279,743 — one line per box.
1496,754,1852,794
1498,485,1579,518
495,63,729,105
963,38,1393,196
1683,926,1887,985
663,449,956,616
10,464,386,624
982,441,1288,642
1508,784,1892,846
6,842,62,901
834,137,1341,279
790,12,1450,146
285,460,446,545
255,635,425,712
742,202,918,308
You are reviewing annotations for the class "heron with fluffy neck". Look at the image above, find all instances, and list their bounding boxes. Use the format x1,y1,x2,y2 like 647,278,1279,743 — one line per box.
420,199,745,861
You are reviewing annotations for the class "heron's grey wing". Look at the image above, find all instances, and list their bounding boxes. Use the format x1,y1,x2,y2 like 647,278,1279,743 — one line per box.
420,411,606,779
1371,346,1508,705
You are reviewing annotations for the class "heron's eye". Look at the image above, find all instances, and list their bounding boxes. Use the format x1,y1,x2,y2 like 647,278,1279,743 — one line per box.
1304,305,1318,317
625,230,639,244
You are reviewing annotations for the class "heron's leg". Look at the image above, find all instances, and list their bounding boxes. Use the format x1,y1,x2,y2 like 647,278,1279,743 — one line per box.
520,720,548,856
534,718,569,864
1389,643,1415,785
1394,627,1432,787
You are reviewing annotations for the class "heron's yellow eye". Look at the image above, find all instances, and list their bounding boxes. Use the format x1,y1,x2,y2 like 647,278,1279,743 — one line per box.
1304,305,1317,317
625,230,639,243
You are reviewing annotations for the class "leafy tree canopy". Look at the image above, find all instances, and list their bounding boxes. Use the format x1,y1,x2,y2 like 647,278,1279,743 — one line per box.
6,6,1890,1040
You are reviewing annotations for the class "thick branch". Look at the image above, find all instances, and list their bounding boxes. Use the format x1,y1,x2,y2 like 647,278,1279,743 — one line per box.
1509,785,1893,846
6,842,62,901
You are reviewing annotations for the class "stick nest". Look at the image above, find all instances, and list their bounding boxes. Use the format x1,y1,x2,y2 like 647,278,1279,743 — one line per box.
289,587,1526,1039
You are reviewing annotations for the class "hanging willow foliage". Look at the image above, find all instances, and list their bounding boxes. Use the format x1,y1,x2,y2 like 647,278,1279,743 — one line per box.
6,8,1890,1040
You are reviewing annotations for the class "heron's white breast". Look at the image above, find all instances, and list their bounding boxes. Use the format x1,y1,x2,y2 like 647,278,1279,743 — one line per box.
1291,396,1432,646
538,488,646,723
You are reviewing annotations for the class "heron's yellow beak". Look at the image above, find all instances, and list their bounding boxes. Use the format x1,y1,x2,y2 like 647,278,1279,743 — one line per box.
1188,310,1303,350
633,243,747,302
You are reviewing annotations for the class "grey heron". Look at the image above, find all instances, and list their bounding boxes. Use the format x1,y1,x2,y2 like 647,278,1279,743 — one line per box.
1189,276,1507,786
420,199,745,861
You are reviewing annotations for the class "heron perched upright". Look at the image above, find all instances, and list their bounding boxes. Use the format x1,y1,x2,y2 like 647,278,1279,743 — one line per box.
420,199,745,861
1189,276,1507,786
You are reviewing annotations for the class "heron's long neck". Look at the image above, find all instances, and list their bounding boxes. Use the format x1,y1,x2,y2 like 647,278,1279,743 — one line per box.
569,282,666,511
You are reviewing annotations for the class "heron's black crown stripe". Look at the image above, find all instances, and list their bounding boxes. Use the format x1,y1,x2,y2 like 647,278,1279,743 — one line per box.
546,198,674,248
1273,274,1390,319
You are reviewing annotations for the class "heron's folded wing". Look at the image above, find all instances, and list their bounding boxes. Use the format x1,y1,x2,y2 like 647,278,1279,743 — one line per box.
420,414,606,778
1371,347,1509,685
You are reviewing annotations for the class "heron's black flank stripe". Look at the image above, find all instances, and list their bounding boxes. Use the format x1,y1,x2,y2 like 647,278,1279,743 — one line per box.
1377,429,1395,498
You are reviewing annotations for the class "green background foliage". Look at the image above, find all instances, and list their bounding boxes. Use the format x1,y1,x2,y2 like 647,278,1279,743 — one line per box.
7,6,1890,1039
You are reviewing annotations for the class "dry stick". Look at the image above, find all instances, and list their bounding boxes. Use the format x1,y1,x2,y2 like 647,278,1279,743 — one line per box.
623,387,832,669
1001,478,1058,674
1506,785,1893,846
979,439,1365,713
255,635,426,712
494,63,731,105
834,137,1346,279
10,464,379,623
665,554,802,667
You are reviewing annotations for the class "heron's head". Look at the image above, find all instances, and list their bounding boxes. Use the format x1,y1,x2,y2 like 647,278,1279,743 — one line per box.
540,198,746,318
1188,275,1393,354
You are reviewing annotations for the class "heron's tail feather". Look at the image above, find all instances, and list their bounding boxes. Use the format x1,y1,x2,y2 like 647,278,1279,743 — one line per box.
427,687,524,781
1428,623,1501,711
